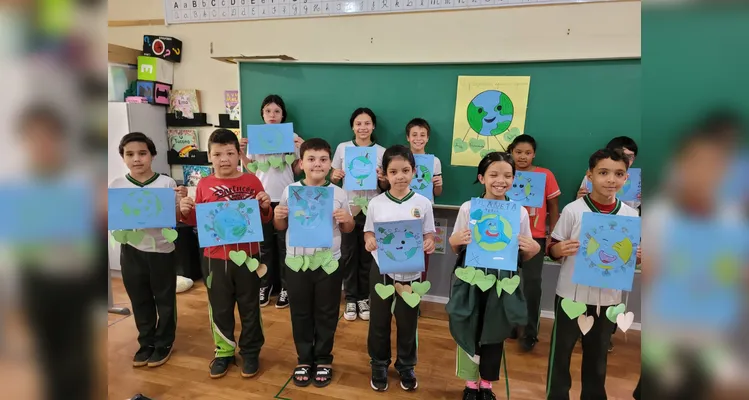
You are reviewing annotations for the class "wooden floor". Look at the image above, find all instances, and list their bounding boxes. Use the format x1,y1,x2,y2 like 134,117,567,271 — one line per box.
108,278,640,400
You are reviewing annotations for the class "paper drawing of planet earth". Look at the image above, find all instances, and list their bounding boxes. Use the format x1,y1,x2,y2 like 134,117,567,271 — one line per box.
380,228,420,262
122,190,164,225
348,153,374,186
411,164,432,191
508,175,533,202
290,188,326,229
471,210,512,252
467,90,514,136
258,126,284,153
584,227,634,272
617,179,632,197
211,207,249,242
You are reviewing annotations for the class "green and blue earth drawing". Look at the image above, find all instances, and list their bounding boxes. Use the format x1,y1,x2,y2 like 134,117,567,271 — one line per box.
467,90,514,136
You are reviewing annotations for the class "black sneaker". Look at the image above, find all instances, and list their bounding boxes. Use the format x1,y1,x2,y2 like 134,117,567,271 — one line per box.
480,388,497,400
241,356,259,378
519,335,538,353
398,368,418,391
370,366,389,391
508,327,519,340
209,355,235,379
132,345,154,367
147,345,173,367
275,288,289,309
259,285,272,307
462,387,480,400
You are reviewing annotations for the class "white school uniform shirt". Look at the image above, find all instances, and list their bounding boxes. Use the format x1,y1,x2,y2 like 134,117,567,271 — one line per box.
580,175,641,210
108,173,177,253
364,191,436,282
331,140,386,214
251,132,302,203
279,181,351,261
550,197,639,306
451,198,533,266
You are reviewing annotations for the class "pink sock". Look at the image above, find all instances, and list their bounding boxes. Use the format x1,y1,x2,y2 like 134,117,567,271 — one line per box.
465,381,479,390
480,379,492,389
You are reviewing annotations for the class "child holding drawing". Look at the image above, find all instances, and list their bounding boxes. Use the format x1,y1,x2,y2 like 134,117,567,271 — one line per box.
239,94,304,309
273,138,355,388
331,108,388,322
447,151,539,400
180,129,273,379
363,145,436,392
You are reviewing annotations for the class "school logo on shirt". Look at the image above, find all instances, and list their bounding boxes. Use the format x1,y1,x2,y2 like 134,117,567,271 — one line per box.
411,208,421,218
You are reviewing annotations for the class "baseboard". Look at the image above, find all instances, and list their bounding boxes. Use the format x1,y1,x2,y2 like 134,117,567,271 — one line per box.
421,294,449,304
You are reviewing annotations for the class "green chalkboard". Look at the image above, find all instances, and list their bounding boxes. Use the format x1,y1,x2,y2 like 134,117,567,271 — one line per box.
240,60,641,207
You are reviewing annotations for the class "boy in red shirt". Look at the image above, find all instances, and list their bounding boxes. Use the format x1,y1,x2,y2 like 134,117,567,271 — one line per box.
179,129,273,379
508,134,561,352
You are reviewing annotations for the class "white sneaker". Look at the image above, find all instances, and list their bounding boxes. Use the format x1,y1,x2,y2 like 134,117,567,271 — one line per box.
357,299,370,321
344,302,357,321
176,276,193,293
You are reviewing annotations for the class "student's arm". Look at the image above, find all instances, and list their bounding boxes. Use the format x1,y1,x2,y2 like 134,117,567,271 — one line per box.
576,175,589,199
334,191,355,233
547,197,560,234
422,203,437,253
548,207,579,260
363,202,377,251
518,209,541,261
179,183,201,226
291,134,303,175
377,168,390,191
330,145,344,184
239,138,253,167
273,187,289,231
433,158,443,197
449,204,471,254
546,171,562,234
251,176,273,223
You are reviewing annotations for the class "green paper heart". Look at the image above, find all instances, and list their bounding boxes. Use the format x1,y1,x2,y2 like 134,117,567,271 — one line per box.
353,196,369,208
301,255,310,271
112,230,128,244
285,255,304,272
411,281,431,296
480,148,498,158
315,249,333,266
284,154,296,165
268,155,284,169
322,259,339,275
500,275,521,294
468,138,485,153
206,272,213,289
375,283,395,299
475,272,497,292
400,291,421,308
453,138,468,153
308,256,321,271
496,279,504,298
361,205,368,215
127,230,145,245
455,267,476,284
605,303,626,323
229,250,248,266
245,257,260,272
161,228,178,243
561,298,588,319
247,161,259,173
257,160,271,172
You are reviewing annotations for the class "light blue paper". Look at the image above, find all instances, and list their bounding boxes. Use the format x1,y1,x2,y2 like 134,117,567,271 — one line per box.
465,198,521,271
572,213,641,291
246,123,295,155
585,168,641,202
374,219,425,274
344,146,378,191
287,186,334,248
410,154,434,201
108,188,176,230
195,199,264,247
507,171,546,208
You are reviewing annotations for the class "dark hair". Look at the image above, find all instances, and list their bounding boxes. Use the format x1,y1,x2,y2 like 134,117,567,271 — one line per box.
299,137,332,158
605,136,638,156
260,94,287,123
382,144,415,172
119,132,157,157
208,128,241,152
507,134,537,153
17,103,66,136
676,110,741,155
588,148,630,171
475,151,515,183
405,118,430,137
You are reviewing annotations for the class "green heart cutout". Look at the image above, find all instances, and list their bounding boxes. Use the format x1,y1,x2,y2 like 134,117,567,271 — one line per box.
322,259,339,275
455,267,476,284
561,298,588,319
257,160,271,172
411,281,431,296
161,228,178,243
468,138,485,153
496,279,504,298
285,255,304,272
475,272,497,292
284,154,296,165
247,161,259,173
353,196,369,208
504,127,521,142
480,148,498,158
361,205,368,215
308,256,321,271
605,303,626,323
127,230,145,245
245,257,259,272
453,138,468,153
400,292,421,308
375,283,395,299
315,249,333,266
206,272,213,289
301,255,311,271
229,250,248,266
500,275,521,294
268,155,284,169
112,230,128,244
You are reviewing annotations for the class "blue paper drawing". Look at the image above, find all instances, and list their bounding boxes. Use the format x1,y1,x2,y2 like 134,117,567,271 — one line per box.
183,165,212,187
507,171,546,208
108,188,176,230
195,199,264,247
585,168,641,202
287,186,334,248
344,146,377,191
374,219,425,274
246,123,295,155
465,198,521,271
572,213,641,291
410,154,434,200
